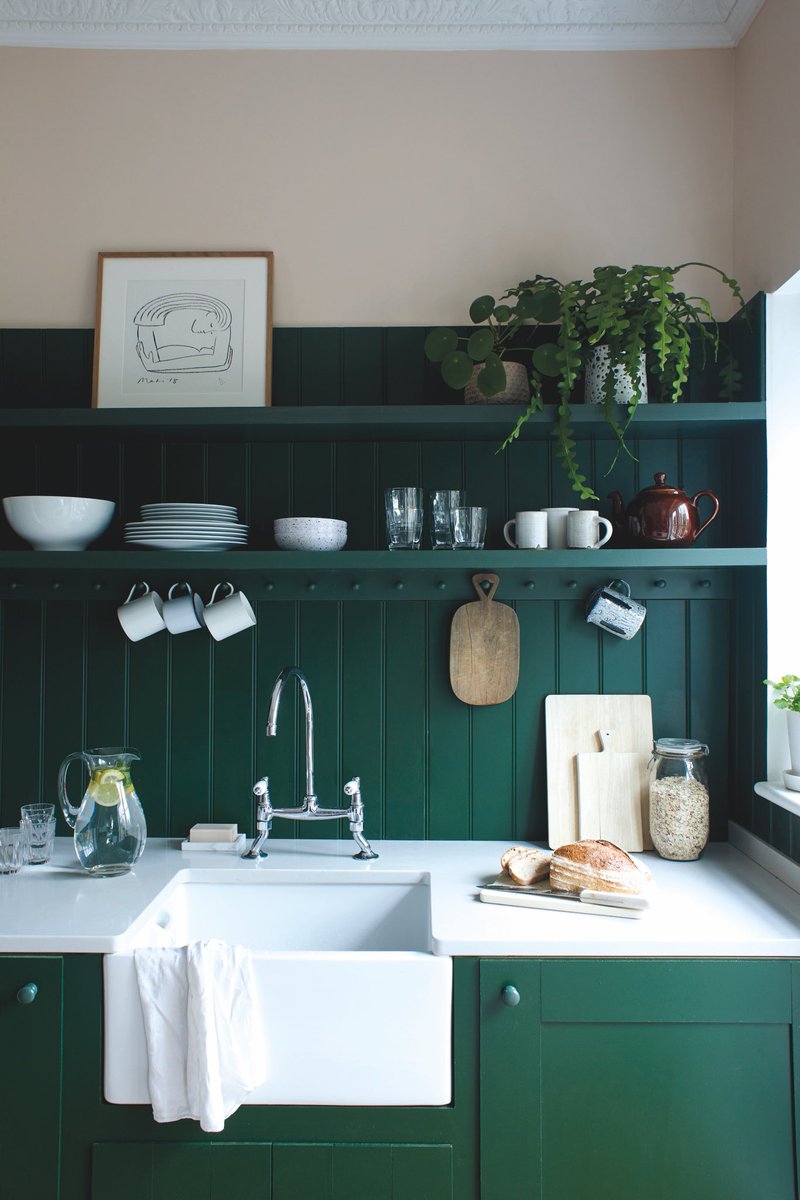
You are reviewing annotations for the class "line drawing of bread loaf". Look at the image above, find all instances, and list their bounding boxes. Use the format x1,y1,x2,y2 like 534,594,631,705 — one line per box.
134,293,233,374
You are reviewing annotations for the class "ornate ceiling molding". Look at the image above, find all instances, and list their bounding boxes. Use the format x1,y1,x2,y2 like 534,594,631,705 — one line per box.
0,1,764,51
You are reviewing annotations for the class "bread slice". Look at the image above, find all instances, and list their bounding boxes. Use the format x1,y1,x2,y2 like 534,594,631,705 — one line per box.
550,839,651,895
500,845,551,886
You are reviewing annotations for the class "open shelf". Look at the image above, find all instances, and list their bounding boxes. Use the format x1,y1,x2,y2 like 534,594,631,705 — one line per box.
0,402,767,442
0,548,765,602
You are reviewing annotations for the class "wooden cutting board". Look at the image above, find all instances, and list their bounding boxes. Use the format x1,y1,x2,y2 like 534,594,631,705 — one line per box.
450,574,519,705
545,694,653,849
577,729,650,851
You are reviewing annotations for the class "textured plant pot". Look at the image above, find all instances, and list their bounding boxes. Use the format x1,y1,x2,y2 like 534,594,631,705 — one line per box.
584,346,648,406
787,710,800,773
464,361,529,405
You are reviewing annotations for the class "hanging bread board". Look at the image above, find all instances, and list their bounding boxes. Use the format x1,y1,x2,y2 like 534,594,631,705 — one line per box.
449,574,520,705
545,694,653,849
576,729,650,851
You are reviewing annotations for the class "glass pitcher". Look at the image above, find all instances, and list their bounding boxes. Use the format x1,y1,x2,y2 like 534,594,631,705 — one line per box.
57,747,147,877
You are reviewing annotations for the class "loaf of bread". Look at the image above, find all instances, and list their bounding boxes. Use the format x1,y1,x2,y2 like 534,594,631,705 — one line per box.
500,845,551,885
550,839,650,895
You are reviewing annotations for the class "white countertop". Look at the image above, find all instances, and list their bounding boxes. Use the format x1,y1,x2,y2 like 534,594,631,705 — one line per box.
3,834,800,956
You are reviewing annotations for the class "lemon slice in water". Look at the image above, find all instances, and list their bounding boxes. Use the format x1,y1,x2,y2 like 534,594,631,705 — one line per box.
87,768,125,807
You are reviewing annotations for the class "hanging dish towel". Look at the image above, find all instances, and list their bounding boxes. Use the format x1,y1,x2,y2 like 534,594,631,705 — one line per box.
134,939,267,1132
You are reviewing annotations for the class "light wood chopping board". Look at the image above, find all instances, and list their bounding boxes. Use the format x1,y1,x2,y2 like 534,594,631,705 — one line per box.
545,694,653,849
450,574,519,706
577,729,650,851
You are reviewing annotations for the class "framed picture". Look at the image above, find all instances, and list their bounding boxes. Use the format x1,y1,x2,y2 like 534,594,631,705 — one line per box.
92,251,273,408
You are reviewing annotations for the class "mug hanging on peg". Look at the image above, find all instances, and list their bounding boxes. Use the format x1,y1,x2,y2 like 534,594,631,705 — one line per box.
585,579,646,640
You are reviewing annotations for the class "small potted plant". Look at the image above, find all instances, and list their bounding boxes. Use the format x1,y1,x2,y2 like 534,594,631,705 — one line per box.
425,263,746,500
764,674,800,790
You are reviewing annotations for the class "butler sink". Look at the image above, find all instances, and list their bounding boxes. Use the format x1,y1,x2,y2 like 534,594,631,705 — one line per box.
104,869,452,1107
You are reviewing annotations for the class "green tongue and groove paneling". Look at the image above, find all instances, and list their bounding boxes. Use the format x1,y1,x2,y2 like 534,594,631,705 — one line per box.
0,310,771,846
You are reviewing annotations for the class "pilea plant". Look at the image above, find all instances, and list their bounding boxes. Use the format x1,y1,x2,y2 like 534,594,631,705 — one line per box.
425,263,746,500
764,675,800,713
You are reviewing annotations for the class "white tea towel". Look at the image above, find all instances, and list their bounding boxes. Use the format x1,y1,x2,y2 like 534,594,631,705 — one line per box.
134,940,267,1132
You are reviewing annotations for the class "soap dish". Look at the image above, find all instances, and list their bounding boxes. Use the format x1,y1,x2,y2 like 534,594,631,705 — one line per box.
181,834,247,854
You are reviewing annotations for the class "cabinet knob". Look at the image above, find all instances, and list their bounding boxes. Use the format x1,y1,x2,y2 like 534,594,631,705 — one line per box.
16,982,38,1005
501,984,521,1007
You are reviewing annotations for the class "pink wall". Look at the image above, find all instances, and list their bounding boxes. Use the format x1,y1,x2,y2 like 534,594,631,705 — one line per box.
734,0,800,296
0,46,735,327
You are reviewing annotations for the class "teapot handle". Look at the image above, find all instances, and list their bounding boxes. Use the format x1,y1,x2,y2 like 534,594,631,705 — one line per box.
57,751,91,830
691,490,720,540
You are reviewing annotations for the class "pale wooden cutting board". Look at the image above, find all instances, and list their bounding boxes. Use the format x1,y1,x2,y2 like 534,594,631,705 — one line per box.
577,729,650,851
545,694,653,849
450,574,519,706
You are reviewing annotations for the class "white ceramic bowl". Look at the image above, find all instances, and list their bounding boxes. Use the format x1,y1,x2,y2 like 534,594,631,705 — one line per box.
273,517,347,551
784,769,800,793
3,495,116,551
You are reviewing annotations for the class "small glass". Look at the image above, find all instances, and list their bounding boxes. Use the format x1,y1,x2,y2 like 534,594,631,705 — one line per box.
20,803,57,864
648,738,710,861
429,490,466,549
451,506,487,550
0,827,24,874
385,487,423,550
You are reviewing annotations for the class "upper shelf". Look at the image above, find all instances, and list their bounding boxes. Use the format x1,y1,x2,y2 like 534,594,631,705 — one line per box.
0,403,767,442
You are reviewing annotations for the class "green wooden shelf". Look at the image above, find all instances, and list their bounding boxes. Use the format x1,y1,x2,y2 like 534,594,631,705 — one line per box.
0,548,765,602
0,402,766,442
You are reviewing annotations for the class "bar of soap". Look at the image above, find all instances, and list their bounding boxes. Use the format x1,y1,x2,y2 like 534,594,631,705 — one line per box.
189,823,238,843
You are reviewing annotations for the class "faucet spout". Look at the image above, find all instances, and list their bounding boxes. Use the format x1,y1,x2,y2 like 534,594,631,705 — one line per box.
267,665,315,803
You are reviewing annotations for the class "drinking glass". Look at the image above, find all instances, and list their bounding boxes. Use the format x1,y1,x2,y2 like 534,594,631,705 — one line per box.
20,803,57,864
0,827,24,874
385,487,423,550
451,506,487,550
429,490,466,548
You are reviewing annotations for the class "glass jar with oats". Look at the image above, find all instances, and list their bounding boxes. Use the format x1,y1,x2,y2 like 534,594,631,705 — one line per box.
648,739,710,861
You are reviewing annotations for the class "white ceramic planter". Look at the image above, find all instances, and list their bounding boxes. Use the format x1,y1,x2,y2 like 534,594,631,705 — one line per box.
585,346,648,406
787,710,800,773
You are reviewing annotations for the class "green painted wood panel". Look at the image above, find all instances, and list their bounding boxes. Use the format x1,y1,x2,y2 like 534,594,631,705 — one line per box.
0,586,739,840
480,959,542,1200
0,956,63,1199
271,1143,453,1200
540,1022,795,1200
92,1143,272,1199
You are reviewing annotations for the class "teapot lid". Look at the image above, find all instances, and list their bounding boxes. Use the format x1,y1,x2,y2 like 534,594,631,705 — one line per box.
642,472,684,495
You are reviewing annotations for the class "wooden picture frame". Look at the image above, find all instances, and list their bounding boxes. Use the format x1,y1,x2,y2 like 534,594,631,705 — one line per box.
92,251,273,408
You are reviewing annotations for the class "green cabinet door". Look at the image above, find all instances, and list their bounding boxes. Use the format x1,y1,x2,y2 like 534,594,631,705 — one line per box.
0,956,63,1197
92,1141,453,1200
481,959,798,1200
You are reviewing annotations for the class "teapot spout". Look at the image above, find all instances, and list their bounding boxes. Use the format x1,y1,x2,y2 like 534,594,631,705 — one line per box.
607,490,624,529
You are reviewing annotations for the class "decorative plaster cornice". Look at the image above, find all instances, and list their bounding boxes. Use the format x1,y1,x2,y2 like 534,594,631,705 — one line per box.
0,1,765,51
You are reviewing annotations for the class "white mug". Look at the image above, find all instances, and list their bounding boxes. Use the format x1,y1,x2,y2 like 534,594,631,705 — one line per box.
203,582,257,641
540,507,578,550
567,509,614,549
503,511,548,549
117,582,166,642
163,582,205,634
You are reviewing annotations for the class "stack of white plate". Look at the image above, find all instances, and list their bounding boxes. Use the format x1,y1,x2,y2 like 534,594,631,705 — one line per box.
124,503,248,551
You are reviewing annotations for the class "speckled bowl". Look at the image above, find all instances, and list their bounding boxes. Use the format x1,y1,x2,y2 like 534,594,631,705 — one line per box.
273,517,347,551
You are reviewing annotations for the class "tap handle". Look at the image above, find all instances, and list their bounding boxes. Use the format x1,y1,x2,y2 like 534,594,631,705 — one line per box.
253,776,272,831
343,776,362,803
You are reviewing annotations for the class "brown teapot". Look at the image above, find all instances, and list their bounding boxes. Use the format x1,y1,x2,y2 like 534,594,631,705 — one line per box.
608,472,720,547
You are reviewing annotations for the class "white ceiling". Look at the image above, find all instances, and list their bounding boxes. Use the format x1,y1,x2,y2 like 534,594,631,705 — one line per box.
0,1,765,51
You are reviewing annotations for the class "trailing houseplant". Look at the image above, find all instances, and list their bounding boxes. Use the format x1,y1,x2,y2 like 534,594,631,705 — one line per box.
425,263,746,500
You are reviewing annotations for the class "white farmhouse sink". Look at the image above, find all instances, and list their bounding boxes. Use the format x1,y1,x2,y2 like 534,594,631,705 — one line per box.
104,869,452,1106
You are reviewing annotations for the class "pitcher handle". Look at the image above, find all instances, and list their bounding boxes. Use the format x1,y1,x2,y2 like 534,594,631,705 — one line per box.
57,751,90,829
691,489,720,540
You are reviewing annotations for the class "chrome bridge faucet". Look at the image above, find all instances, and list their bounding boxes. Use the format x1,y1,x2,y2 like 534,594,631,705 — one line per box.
243,665,378,861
